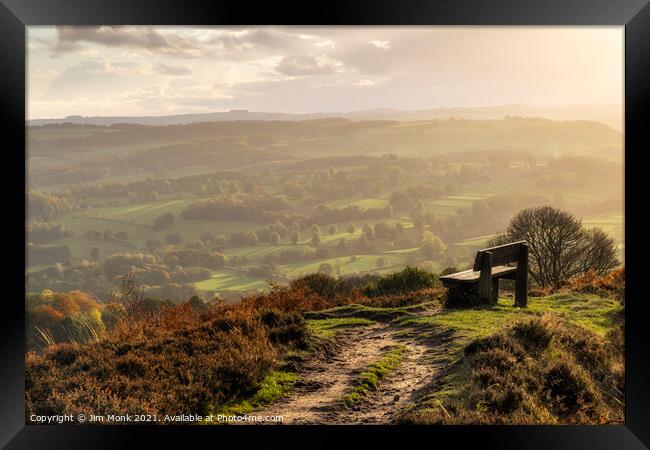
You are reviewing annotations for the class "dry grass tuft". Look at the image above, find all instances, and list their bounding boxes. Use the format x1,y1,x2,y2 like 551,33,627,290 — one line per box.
400,314,624,425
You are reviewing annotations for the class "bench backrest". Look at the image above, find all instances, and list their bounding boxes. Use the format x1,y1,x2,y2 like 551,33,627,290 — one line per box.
472,240,527,271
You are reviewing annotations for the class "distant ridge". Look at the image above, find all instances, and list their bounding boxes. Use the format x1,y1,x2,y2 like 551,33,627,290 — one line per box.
27,104,623,131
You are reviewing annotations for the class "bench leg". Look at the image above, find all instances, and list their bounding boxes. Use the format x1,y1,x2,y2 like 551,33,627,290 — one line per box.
478,251,493,303
491,279,499,304
515,243,529,307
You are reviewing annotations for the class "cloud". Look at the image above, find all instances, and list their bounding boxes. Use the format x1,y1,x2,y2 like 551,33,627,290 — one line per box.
45,57,147,100
54,26,203,58
370,40,390,49
29,27,623,119
334,42,398,74
275,56,341,76
46,58,117,98
155,63,192,76
354,78,384,87
51,27,322,62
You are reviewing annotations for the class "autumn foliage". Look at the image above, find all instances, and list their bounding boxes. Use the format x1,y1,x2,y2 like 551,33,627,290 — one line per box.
26,290,106,350
569,268,625,304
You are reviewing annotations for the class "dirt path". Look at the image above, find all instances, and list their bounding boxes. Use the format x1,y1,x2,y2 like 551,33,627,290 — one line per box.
344,335,438,424
252,317,446,425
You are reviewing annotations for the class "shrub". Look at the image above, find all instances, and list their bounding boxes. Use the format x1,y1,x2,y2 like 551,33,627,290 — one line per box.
403,314,623,425
359,287,445,308
289,273,351,300
153,212,174,230
26,303,278,418
364,266,439,297
257,309,309,349
318,263,334,276
543,358,600,419
26,290,106,351
440,266,460,276
165,232,182,245
240,284,329,313
570,268,624,304
509,318,553,354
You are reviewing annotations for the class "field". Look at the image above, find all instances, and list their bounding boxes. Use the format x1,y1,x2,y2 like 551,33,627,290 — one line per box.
26,118,624,301
37,189,622,298
32,191,624,298
194,270,270,293
583,213,623,242
425,195,487,215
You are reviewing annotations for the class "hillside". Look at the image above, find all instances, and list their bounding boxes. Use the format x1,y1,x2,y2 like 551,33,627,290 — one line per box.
28,117,622,189
26,114,623,309
27,104,623,132
25,268,624,425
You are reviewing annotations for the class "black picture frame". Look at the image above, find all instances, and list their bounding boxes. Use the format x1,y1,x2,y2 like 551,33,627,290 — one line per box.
2,1,649,448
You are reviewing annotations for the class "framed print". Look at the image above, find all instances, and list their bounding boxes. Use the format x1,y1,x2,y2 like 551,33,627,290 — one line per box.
2,0,649,448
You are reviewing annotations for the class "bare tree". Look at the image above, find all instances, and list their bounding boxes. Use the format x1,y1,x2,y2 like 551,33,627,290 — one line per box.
579,228,620,275
489,206,619,288
117,272,144,313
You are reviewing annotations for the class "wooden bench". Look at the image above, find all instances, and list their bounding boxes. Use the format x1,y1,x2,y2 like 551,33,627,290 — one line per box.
440,241,529,307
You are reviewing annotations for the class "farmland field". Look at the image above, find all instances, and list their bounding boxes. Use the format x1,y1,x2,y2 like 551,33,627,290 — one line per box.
194,270,270,293
327,198,389,210
27,118,623,301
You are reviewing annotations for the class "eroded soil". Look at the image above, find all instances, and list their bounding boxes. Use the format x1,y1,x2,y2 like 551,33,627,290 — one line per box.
252,308,452,424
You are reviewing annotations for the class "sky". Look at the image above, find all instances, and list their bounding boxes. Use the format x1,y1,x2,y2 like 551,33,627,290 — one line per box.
27,26,623,120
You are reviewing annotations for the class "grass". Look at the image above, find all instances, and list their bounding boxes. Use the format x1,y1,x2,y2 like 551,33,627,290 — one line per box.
397,293,622,359
221,243,295,259
399,299,525,343
315,229,363,245
527,293,621,336
282,251,421,278
342,345,406,407
53,212,259,264
56,217,152,239
455,234,498,248
424,195,485,215
306,303,431,324
65,195,205,226
25,302,281,420
400,313,624,425
327,198,389,210
212,371,298,418
194,270,270,292
306,317,375,339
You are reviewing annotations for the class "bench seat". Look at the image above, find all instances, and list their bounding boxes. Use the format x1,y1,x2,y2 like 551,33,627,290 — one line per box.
440,265,517,284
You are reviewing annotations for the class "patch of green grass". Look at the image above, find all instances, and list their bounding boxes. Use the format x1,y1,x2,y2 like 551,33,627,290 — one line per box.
403,311,624,424
455,234,498,248
399,300,527,341
66,195,205,227
306,317,375,339
342,345,406,407
282,251,420,278
211,371,298,418
327,197,389,210
398,293,621,361
526,293,622,336
394,291,624,421
306,303,430,324
221,243,293,259
194,270,270,292
55,235,137,263
424,195,485,215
